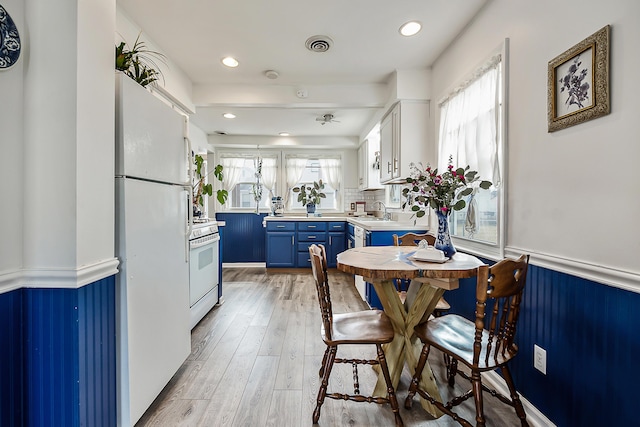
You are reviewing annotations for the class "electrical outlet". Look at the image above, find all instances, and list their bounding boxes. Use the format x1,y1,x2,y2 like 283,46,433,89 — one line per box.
533,344,547,374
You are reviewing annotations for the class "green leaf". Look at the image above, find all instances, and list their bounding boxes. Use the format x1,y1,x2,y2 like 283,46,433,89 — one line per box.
214,164,224,182
453,199,466,210
455,167,465,176
216,189,228,205
202,183,213,197
459,187,473,196
411,205,420,212
479,180,492,189
416,210,426,218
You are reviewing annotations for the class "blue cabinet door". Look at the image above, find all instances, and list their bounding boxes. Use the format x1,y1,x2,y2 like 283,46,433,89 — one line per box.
266,231,296,267
327,231,346,268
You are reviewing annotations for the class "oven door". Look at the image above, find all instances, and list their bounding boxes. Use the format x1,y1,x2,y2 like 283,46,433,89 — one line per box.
189,233,220,307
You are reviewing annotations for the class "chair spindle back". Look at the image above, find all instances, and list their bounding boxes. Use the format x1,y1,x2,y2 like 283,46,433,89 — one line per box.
309,244,333,341
473,254,529,366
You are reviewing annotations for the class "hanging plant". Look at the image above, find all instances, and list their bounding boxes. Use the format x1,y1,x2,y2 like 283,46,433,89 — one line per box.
251,157,263,213
115,33,166,87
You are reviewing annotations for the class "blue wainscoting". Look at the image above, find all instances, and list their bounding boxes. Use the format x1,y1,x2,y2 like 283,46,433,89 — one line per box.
0,288,24,426
444,260,638,426
216,213,267,263
0,276,116,427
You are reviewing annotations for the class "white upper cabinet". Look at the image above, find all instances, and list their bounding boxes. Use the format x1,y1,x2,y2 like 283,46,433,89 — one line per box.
379,100,430,184
358,131,383,190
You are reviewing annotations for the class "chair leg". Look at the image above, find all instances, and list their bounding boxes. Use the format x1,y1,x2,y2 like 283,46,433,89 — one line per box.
313,345,336,424
405,343,431,409
376,344,404,427
501,365,530,427
319,346,330,378
471,369,486,427
447,357,458,387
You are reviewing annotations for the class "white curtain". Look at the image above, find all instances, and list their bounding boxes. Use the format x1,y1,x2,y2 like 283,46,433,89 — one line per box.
285,157,308,207
319,158,341,193
219,157,244,209
438,57,501,188
261,157,278,199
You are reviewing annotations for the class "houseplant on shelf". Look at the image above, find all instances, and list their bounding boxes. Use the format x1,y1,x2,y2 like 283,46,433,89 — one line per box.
402,156,492,258
193,154,227,217
292,180,326,215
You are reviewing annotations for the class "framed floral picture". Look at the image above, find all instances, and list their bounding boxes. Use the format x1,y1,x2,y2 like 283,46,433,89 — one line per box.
547,25,610,132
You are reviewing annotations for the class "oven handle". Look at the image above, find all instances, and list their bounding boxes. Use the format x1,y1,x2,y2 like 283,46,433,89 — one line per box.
190,233,220,249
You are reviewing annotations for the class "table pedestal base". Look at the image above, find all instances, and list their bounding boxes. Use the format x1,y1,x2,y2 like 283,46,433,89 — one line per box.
369,278,454,418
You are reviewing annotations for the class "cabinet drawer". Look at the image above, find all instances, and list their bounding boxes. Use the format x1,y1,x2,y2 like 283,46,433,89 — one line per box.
266,221,296,232
297,241,320,253
298,222,327,231
297,231,327,242
328,222,346,231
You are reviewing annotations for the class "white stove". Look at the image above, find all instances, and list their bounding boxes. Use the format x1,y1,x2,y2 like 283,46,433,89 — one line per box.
189,220,220,328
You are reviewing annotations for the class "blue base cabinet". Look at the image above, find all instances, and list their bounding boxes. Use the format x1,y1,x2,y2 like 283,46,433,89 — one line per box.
265,221,296,267
327,222,347,268
265,221,346,268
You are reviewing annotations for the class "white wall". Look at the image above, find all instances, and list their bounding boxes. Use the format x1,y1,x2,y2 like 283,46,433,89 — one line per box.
116,7,195,113
0,0,24,290
0,0,118,291
430,0,640,287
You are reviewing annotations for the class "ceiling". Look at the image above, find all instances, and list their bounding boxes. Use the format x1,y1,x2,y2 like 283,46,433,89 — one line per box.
116,0,487,139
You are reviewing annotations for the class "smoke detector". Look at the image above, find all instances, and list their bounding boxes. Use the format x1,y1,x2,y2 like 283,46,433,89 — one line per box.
305,35,333,53
264,70,279,79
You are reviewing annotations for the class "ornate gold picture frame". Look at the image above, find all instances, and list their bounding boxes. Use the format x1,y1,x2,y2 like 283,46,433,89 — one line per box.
547,25,610,132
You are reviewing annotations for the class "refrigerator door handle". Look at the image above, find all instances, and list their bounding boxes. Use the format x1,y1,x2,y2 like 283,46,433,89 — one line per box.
184,134,194,232
183,186,191,263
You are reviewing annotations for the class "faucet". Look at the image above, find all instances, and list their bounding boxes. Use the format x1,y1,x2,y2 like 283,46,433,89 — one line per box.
376,201,392,221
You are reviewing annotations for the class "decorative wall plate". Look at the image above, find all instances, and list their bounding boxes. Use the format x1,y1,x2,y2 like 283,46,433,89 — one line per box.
0,4,21,69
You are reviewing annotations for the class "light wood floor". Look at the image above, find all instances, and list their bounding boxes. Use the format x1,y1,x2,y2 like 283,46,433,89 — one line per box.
136,268,523,427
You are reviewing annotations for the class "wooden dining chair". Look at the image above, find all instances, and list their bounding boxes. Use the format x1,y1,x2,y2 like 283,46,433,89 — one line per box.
308,244,404,427
392,232,450,316
404,254,530,427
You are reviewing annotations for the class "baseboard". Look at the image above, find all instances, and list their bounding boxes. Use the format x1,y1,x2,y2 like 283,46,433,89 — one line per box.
222,262,266,269
482,371,556,427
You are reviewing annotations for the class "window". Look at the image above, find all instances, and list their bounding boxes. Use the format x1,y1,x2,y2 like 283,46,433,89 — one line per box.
285,156,342,211
438,52,504,248
219,155,277,210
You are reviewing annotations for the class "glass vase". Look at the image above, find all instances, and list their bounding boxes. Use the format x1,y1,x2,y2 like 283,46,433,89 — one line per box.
306,203,316,216
434,209,456,258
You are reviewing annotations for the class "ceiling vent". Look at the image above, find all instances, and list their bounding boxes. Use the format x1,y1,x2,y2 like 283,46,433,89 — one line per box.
305,35,333,53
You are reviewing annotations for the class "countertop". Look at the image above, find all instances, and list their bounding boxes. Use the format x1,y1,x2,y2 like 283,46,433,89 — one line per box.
262,215,429,231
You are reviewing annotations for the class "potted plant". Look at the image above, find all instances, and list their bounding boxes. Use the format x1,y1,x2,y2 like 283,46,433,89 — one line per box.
193,154,227,217
292,180,326,214
115,33,166,87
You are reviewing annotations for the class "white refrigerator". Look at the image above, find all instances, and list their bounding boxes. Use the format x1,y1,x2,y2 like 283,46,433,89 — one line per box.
115,73,191,426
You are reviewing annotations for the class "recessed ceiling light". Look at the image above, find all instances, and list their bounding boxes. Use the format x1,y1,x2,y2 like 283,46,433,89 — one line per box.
399,21,422,37
221,56,239,67
223,113,236,119
279,132,290,137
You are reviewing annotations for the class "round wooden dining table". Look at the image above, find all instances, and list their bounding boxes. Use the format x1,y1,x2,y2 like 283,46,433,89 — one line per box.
336,245,485,417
